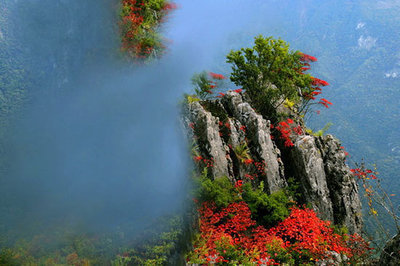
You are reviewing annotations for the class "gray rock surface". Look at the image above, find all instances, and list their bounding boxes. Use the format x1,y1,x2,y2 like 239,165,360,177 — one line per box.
290,135,334,221
187,101,229,179
183,91,362,233
318,134,362,234
221,92,286,193
287,134,362,233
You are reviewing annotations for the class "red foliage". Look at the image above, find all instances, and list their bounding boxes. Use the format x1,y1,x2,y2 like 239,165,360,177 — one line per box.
303,92,316,100
193,155,203,162
296,53,333,112
189,202,370,264
319,98,333,108
217,119,232,138
203,158,214,168
276,120,293,146
235,180,244,193
193,155,214,168
340,146,350,157
244,173,254,180
240,159,267,181
350,168,377,180
298,52,318,62
193,201,276,264
274,118,303,147
254,161,266,176
244,159,254,165
311,77,330,87
269,207,351,259
209,72,226,80
293,125,303,135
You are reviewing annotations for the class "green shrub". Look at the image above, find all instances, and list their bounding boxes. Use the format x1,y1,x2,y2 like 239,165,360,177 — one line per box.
195,174,292,227
286,177,303,203
196,176,237,208
242,182,292,227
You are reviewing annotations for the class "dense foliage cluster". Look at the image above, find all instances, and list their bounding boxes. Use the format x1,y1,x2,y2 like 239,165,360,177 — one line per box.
119,0,176,61
226,36,331,119
188,142,372,264
187,198,370,265
187,163,372,265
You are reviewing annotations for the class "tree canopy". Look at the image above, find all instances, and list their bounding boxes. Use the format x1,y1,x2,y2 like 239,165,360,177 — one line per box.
226,36,318,118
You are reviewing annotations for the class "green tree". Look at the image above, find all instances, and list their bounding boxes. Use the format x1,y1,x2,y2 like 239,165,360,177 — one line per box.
226,35,313,119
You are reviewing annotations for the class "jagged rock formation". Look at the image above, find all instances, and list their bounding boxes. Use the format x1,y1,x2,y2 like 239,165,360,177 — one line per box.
318,135,363,235
289,135,334,221
379,233,400,265
183,91,362,234
221,91,286,193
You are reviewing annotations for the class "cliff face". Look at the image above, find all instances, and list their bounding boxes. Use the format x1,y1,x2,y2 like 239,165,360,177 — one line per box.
183,91,362,234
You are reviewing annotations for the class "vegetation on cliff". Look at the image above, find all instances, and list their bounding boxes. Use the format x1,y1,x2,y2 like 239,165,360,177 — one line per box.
184,36,373,265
